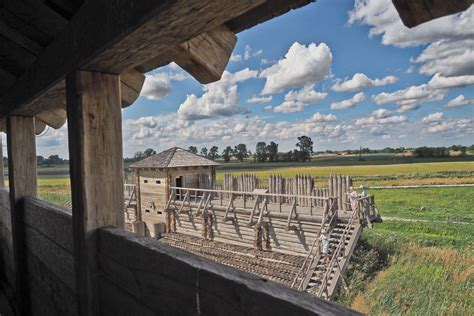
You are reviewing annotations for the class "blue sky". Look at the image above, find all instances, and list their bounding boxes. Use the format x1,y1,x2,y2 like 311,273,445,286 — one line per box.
34,0,473,158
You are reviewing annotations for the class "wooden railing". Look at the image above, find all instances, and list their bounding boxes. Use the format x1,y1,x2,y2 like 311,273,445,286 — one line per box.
166,186,335,228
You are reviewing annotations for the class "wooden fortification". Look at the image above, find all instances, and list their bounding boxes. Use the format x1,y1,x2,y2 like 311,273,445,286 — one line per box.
0,0,459,313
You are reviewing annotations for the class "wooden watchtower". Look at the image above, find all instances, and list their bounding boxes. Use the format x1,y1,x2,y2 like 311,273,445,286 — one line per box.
129,147,219,236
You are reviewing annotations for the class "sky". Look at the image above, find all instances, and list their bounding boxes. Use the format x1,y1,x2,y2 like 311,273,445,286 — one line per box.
31,0,474,158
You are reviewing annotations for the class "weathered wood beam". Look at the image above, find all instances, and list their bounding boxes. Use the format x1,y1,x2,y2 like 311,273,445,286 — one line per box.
0,135,3,187
6,116,37,315
36,107,67,129
0,0,269,117
66,70,124,315
392,0,474,27
120,69,146,108
0,20,43,55
174,25,237,84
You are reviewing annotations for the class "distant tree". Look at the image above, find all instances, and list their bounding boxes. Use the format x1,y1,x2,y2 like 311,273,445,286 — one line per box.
234,144,248,162
255,142,267,162
222,146,233,163
296,135,313,161
209,146,219,160
37,155,45,165
143,148,156,157
460,146,467,156
200,147,208,157
266,142,278,162
188,146,198,154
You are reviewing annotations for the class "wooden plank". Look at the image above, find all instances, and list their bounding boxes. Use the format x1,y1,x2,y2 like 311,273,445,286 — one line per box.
0,20,42,55
174,25,237,84
66,70,124,315
6,115,37,315
0,136,3,186
23,197,73,253
98,227,360,316
1,0,277,117
392,0,473,27
24,226,75,290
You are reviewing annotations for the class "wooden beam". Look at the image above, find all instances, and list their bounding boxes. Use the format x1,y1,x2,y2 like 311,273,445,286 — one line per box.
36,107,67,129
392,0,474,27
0,20,43,55
0,0,270,117
0,134,3,187
6,116,37,315
173,25,237,84
66,70,124,315
120,69,146,108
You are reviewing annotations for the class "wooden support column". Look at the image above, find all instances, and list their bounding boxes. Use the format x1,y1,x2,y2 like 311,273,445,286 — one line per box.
0,134,4,187
66,70,124,315
6,116,37,315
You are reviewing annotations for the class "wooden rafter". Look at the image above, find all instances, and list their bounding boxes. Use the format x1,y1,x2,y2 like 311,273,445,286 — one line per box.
392,0,473,27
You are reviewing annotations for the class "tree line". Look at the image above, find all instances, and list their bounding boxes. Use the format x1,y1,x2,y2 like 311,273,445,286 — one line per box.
188,135,314,163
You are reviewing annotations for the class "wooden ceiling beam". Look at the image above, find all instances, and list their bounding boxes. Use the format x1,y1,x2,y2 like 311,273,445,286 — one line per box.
0,0,270,117
1,0,68,40
0,20,43,55
392,0,474,27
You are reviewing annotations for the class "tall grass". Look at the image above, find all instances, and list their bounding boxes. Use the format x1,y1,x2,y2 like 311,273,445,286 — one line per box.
352,246,473,315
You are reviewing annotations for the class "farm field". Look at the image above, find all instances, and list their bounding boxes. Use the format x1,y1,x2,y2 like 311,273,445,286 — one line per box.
217,161,474,186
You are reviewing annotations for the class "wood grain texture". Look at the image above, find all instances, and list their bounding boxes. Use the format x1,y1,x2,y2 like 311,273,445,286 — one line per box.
174,25,237,84
66,70,124,315
6,115,37,315
98,227,361,316
392,0,473,27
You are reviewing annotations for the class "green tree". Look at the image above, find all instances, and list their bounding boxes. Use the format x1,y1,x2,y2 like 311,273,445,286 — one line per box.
209,146,219,160
143,148,156,157
222,146,233,163
234,144,248,162
296,135,313,161
188,146,198,154
200,147,208,157
266,141,278,162
255,142,267,162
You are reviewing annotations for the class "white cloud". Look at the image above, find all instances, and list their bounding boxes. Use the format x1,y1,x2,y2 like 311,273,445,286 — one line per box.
140,65,189,100
262,105,273,111
274,100,305,113
307,112,337,123
355,109,407,126
443,95,474,108
331,73,398,92
141,73,172,100
422,112,444,123
424,118,473,134
231,44,263,62
177,68,257,120
247,96,272,104
284,84,328,104
373,74,474,111
260,42,332,94
349,1,474,77
330,92,365,110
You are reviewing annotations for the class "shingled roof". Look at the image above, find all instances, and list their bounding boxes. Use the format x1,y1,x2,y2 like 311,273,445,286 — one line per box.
129,147,220,169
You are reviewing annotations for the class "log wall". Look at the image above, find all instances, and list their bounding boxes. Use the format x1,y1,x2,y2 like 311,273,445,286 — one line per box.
0,189,14,292
22,197,77,315
97,227,356,316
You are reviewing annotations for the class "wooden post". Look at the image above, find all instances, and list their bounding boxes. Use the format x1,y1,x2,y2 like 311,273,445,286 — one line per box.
66,70,124,315
0,134,4,187
7,116,37,315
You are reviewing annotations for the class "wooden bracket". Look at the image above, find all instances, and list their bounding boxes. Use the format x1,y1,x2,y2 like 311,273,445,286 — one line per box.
174,25,237,84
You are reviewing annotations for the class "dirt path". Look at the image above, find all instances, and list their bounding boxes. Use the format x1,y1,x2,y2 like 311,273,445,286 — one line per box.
381,216,471,225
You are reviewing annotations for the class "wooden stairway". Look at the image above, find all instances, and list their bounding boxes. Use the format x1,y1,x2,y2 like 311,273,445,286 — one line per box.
292,210,362,300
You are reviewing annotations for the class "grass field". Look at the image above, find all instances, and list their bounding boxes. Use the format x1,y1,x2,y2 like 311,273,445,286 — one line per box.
335,187,473,315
